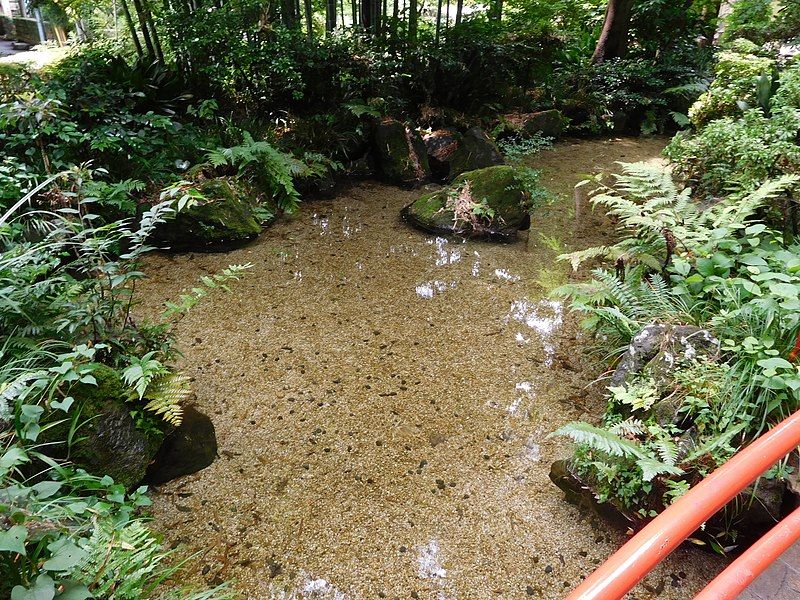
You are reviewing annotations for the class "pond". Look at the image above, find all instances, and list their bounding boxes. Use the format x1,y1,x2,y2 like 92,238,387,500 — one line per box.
138,137,724,598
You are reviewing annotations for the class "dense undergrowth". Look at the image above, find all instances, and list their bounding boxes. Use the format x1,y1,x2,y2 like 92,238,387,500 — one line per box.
1,0,799,596
552,28,800,549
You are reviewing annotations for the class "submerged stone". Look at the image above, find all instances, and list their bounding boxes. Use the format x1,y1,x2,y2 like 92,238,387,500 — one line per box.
153,177,262,252
401,165,538,241
373,118,431,187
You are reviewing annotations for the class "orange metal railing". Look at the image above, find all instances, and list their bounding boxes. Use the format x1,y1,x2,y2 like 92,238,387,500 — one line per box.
564,409,800,600
695,504,800,599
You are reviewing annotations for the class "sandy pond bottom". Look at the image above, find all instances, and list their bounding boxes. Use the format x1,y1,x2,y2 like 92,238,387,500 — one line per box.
138,137,725,599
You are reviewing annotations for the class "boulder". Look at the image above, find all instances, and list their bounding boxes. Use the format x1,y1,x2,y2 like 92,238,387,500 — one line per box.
549,459,638,530
153,177,262,252
145,406,218,485
373,118,431,187
550,458,792,549
293,168,337,199
401,165,537,241
503,110,565,139
40,365,162,490
424,127,504,181
611,324,720,392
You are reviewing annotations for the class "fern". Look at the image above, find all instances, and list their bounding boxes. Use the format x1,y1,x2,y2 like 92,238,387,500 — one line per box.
608,417,645,437
550,421,650,460
206,132,300,213
636,458,683,482
552,421,685,482
142,371,191,426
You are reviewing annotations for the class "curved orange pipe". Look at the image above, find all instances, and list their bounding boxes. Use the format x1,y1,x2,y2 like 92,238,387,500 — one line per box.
694,505,800,600
565,410,800,600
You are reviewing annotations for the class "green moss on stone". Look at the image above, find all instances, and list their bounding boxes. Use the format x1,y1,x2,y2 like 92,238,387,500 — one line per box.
402,165,542,240
155,177,262,251
41,365,163,490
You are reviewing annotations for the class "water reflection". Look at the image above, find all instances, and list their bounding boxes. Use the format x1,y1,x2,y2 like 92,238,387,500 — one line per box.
415,280,457,299
506,299,564,367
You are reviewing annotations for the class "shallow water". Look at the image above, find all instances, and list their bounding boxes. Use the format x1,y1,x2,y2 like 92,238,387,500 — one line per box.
138,137,724,599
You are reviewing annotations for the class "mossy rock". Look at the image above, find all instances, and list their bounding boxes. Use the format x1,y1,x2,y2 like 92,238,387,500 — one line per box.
40,365,163,490
373,118,431,187
424,127,504,181
153,177,262,252
401,165,537,241
501,110,565,139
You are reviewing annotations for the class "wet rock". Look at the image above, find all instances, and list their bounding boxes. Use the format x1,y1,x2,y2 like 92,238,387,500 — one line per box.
373,118,431,187
549,459,639,530
347,153,376,178
503,110,565,139
40,365,162,490
153,177,262,252
423,127,504,181
735,477,787,531
401,165,540,241
551,455,797,549
145,406,218,485
293,167,337,199
611,324,720,391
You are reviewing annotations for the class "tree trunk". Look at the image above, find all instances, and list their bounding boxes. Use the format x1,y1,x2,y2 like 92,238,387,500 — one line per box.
591,0,636,64
408,0,417,40
304,0,313,38
455,0,462,25
360,0,373,32
142,0,164,62
131,0,156,60
120,0,144,57
326,0,336,32
492,0,502,21
435,0,442,43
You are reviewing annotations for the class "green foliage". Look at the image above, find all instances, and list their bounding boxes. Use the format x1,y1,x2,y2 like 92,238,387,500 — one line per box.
206,132,301,212
498,133,554,161
551,45,714,134
667,107,800,195
554,159,800,531
720,0,774,46
689,49,776,128
0,170,244,597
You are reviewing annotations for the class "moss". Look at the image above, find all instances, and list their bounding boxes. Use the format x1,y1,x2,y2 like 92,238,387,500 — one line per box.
154,177,262,252
40,365,163,490
454,166,527,221
402,165,540,240
374,119,431,186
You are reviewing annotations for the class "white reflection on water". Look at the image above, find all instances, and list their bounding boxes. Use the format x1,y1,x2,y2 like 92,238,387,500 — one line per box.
429,236,463,266
418,540,447,579
494,268,520,282
415,280,457,299
506,299,564,367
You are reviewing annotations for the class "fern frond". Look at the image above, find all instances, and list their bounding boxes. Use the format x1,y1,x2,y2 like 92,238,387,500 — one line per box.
142,372,191,426
635,458,684,482
651,438,679,466
608,418,645,437
550,421,649,460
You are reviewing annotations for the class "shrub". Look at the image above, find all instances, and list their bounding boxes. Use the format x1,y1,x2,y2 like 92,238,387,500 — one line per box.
689,48,776,127
666,106,800,195
773,59,800,109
